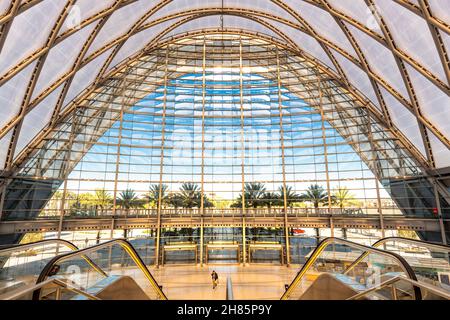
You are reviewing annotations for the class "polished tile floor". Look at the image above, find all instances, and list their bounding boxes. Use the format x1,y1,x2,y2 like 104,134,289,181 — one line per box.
1,263,299,300
149,264,300,300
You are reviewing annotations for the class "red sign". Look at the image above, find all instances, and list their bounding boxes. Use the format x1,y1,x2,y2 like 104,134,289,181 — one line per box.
293,228,305,235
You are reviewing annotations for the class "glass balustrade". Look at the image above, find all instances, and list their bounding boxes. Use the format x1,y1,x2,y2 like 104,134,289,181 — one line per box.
0,239,78,298
370,237,450,293
33,239,166,300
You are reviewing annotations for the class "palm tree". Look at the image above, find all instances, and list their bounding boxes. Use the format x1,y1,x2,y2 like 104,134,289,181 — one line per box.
231,194,245,208
301,184,329,210
202,197,214,208
262,192,280,209
277,185,300,208
244,182,267,208
116,189,142,211
94,189,112,215
145,184,169,209
232,183,267,208
168,193,184,209
333,187,357,212
179,182,201,208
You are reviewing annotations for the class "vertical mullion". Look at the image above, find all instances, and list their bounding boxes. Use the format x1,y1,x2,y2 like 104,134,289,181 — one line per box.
239,36,247,266
155,45,170,267
277,47,291,266
318,75,333,236
200,37,206,266
56,106,81,241
111,73,127,220
433,182,448,245
366,110,386,238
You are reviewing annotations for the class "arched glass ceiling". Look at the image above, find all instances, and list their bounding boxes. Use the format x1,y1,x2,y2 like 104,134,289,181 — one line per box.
0,0,449,172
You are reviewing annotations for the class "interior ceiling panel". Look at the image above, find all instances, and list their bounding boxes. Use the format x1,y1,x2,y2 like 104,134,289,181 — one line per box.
0,0,448,171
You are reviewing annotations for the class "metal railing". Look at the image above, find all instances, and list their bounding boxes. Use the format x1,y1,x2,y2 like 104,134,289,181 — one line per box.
372,237,450,252
34,207,408,219
281,237,421,300
3,278,100,300
32,239,167,300
347,275,450,300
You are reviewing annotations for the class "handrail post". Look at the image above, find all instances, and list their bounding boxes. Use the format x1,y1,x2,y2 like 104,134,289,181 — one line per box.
226,276,234,300
55,287,62,300
391,284,398,300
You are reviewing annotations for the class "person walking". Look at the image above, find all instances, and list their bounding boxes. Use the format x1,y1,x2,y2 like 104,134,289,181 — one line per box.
211,270,219,289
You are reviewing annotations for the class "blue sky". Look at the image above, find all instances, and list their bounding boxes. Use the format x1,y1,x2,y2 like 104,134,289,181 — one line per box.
65,72,391,203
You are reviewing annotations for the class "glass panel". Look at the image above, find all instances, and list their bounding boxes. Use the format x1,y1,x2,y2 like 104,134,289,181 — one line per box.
0,61,37,129
14,85,64,160
373,237,450,293
327,0,384,36
428,0,450,27
379,87,426,157
405,65,450,146
0,239,77,298
345,22,409,99
32,23,97,100
286,0,359,59
0,1,65,75
84,0,156,57
62,47,115,109
57,0,116,35
374,0,446,82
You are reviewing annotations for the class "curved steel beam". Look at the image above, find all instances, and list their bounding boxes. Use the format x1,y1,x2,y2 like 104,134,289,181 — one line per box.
1,1,448,153
0,1,448,174
365,0,435,168
302,0,449,94
4,0,76,171
0,0,138,85
10,28,431,182
321,0,391,126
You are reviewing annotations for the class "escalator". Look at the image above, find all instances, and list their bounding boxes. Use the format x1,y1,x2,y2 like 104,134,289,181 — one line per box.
0,239,166,300
2,236,450,300
32,239,166,300
282,237,450,300
282,237,421,300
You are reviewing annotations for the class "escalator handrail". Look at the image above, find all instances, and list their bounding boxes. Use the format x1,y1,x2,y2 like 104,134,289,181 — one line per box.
33,238,167,300
344,237,450,277
346,275,450,300
372,237,450,251
281,237,421,300
0,239,79,254
3,278,101,300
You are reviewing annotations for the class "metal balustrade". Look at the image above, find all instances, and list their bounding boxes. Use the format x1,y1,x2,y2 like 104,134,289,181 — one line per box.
29,207,408,220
